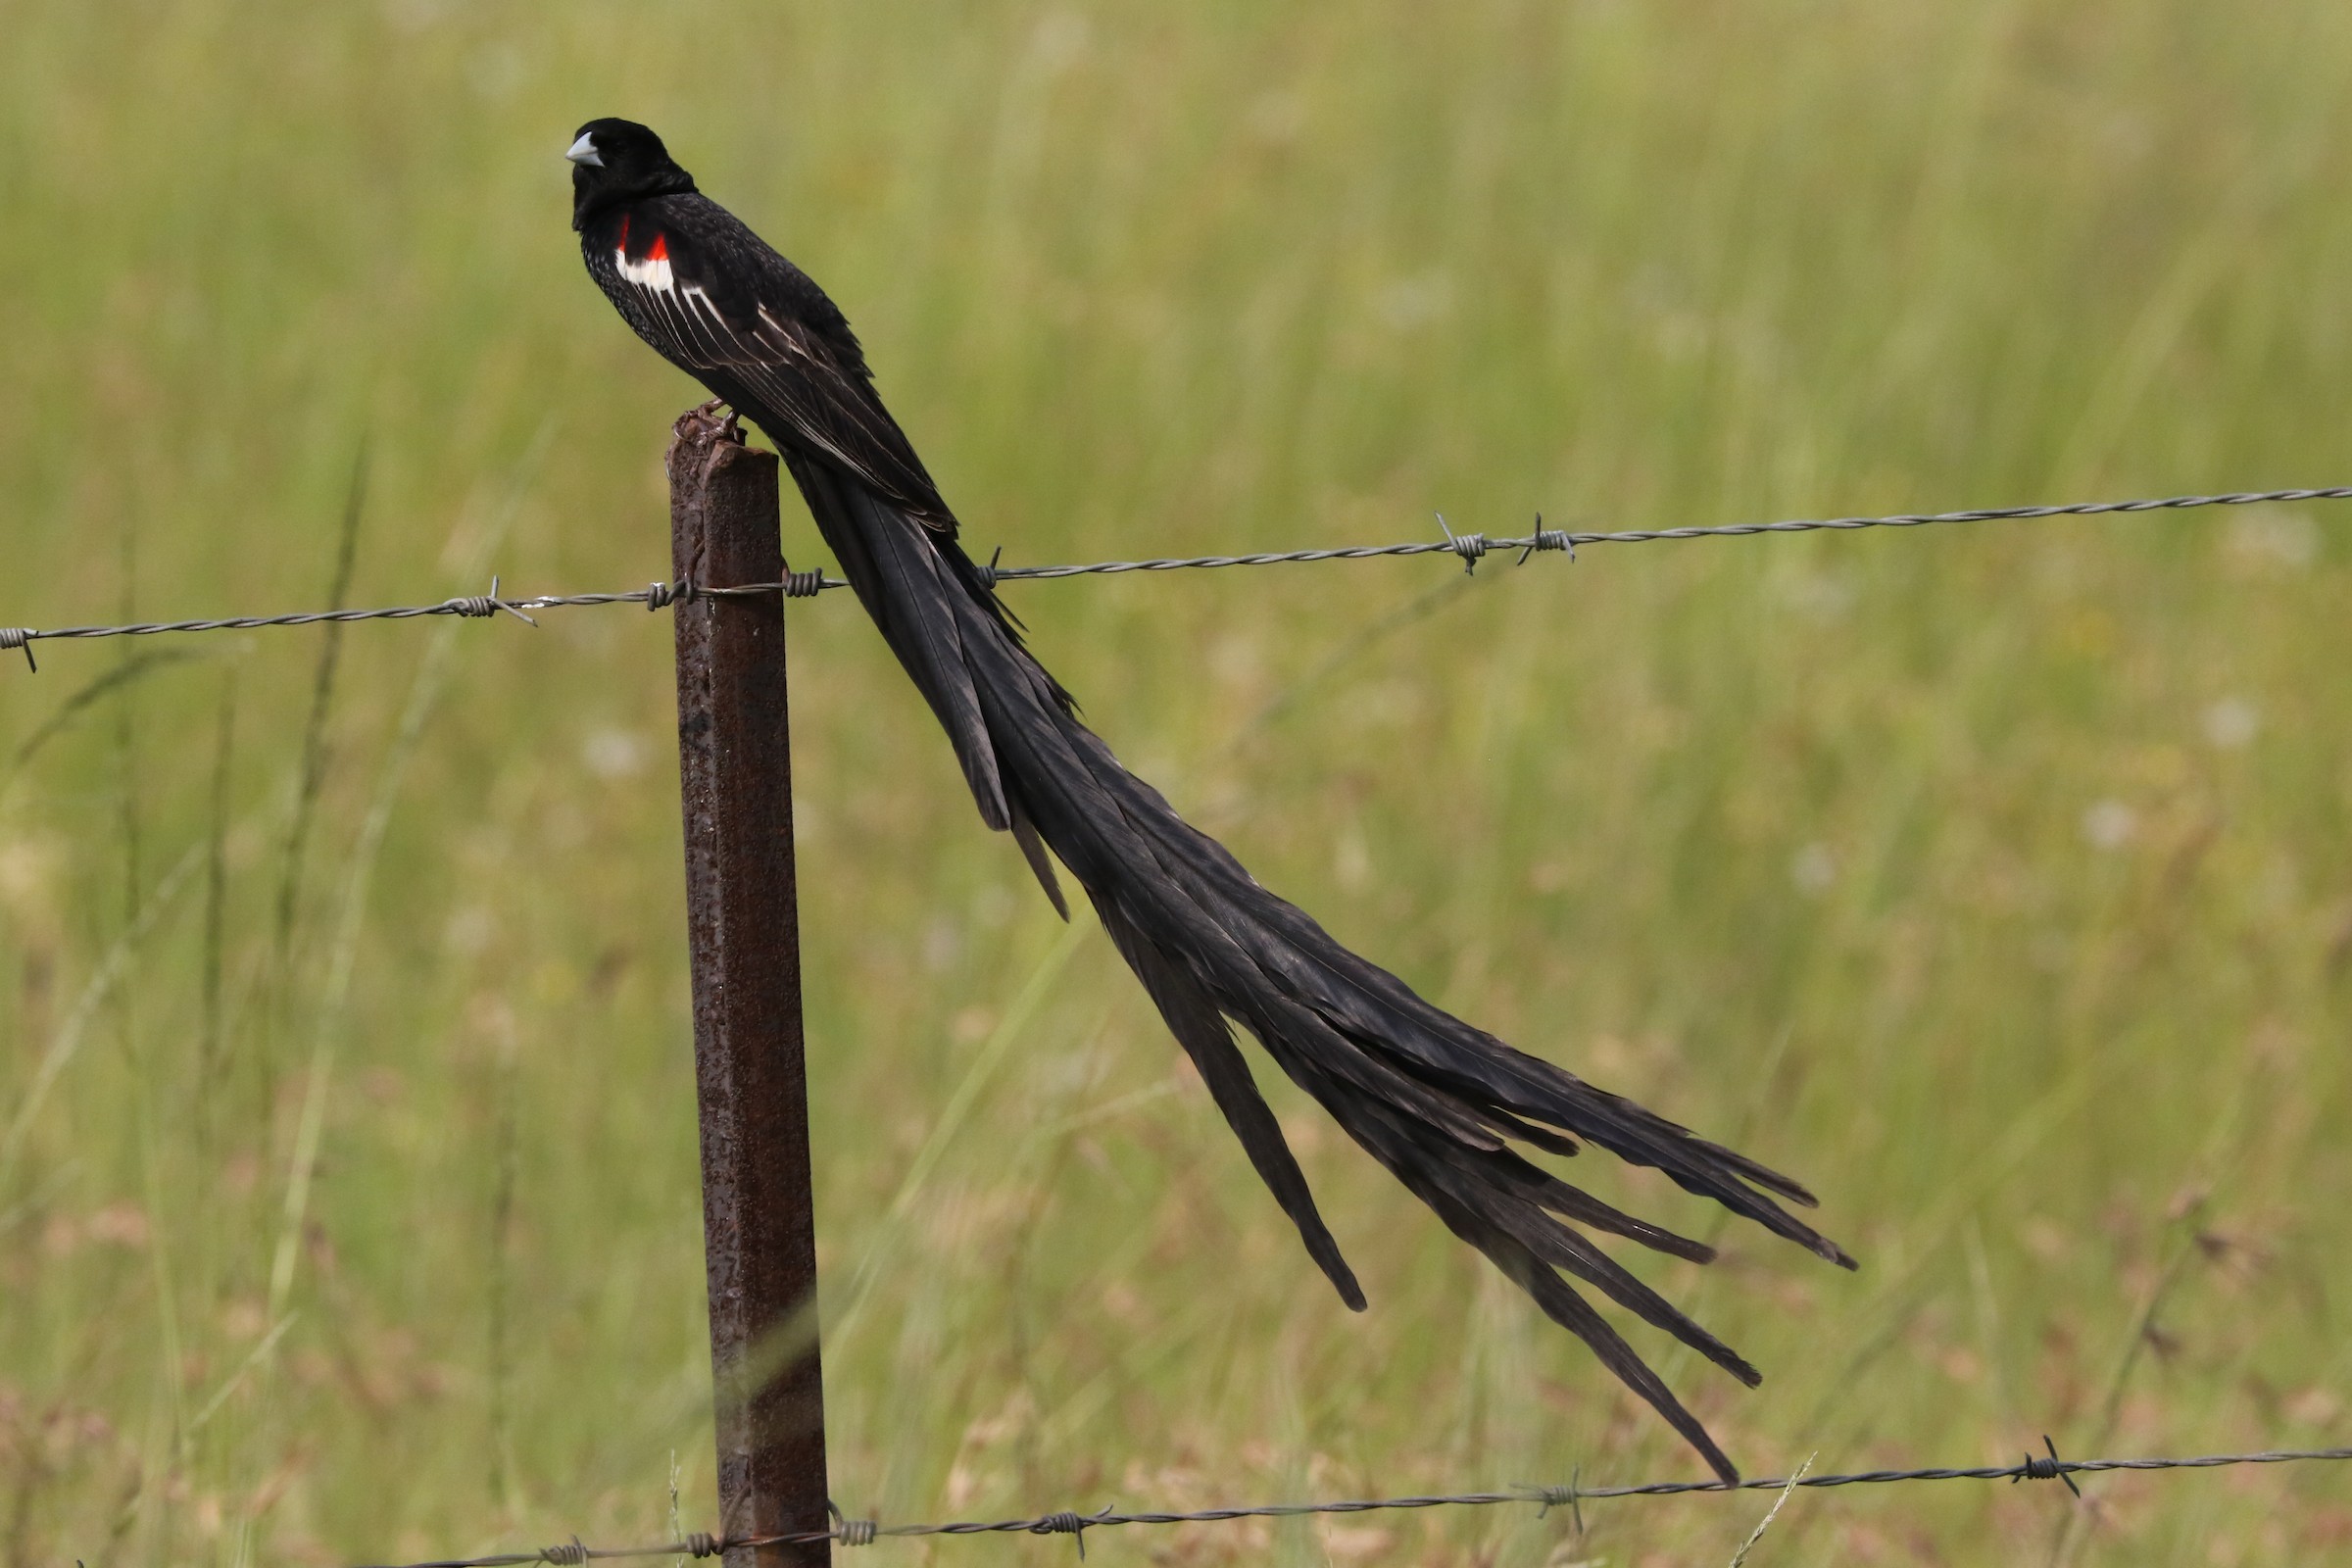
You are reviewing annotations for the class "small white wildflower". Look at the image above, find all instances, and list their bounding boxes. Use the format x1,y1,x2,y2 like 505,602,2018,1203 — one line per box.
2202,697,2259,750
2082,800,2137,851
581,727,647,780
2225,509,2319,569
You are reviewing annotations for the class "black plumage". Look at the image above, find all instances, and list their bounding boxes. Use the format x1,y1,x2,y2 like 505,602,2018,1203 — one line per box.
567,117,1853,1481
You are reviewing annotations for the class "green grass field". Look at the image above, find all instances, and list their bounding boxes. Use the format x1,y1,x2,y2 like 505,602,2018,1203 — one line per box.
5,3,2351,1562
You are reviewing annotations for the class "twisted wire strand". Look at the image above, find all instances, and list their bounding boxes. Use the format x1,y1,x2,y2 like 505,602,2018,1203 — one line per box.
4,486,2346,667
978,485,2352,582
0,572,841,669
345,1445,2352,1565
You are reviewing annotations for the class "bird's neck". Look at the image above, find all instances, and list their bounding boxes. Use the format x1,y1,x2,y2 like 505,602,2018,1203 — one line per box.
572,172,695,234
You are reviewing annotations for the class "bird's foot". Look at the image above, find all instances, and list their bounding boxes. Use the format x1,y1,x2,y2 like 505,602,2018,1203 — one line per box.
689,398,745,444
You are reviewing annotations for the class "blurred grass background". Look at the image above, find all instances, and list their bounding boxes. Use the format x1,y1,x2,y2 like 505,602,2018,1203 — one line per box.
4,1,2351,1562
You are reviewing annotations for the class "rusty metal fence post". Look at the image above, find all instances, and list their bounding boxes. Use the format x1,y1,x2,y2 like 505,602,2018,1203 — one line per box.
667,408,830,1566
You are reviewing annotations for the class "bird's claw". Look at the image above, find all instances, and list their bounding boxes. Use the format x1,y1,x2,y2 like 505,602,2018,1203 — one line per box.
690,398,745,444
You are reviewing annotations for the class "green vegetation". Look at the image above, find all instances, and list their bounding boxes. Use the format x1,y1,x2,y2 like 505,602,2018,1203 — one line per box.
5,2,2350,1562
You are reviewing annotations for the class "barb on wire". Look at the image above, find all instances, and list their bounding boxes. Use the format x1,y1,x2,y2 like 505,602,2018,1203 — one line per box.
346,1445,2352,1566
1434,513,1491,573
2020,1434,2084,1498
7,485,2350,669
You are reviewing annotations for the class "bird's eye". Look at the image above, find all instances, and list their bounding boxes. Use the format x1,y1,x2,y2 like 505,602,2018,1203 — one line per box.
565,132,604,168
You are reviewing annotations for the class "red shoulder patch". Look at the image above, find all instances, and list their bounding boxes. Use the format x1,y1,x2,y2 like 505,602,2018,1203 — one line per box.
648,232,669,262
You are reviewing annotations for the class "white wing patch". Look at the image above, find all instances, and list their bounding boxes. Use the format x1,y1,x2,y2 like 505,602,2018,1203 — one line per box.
616,247,673,291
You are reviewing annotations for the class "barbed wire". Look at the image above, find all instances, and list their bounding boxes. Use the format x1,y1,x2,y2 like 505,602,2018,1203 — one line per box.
348,1443,2352,1566
980,485,2352,583
0,572,834,673
3,485,2346,672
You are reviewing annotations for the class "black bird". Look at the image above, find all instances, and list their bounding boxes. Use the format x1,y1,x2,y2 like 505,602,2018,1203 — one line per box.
567,117,1853,1481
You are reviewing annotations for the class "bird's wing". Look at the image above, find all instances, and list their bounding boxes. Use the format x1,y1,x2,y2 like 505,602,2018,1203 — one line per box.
591,202,948,521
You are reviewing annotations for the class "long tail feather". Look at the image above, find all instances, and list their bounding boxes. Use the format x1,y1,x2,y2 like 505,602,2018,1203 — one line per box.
778,446,1848,1482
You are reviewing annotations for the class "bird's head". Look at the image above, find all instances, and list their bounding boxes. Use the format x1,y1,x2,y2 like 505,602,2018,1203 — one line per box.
566,119,697,230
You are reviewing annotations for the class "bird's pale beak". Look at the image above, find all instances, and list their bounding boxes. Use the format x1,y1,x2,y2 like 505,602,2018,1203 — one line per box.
565,132,603,168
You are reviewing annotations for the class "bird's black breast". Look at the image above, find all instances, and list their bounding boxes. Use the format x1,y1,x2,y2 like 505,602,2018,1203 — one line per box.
579,198,698,373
